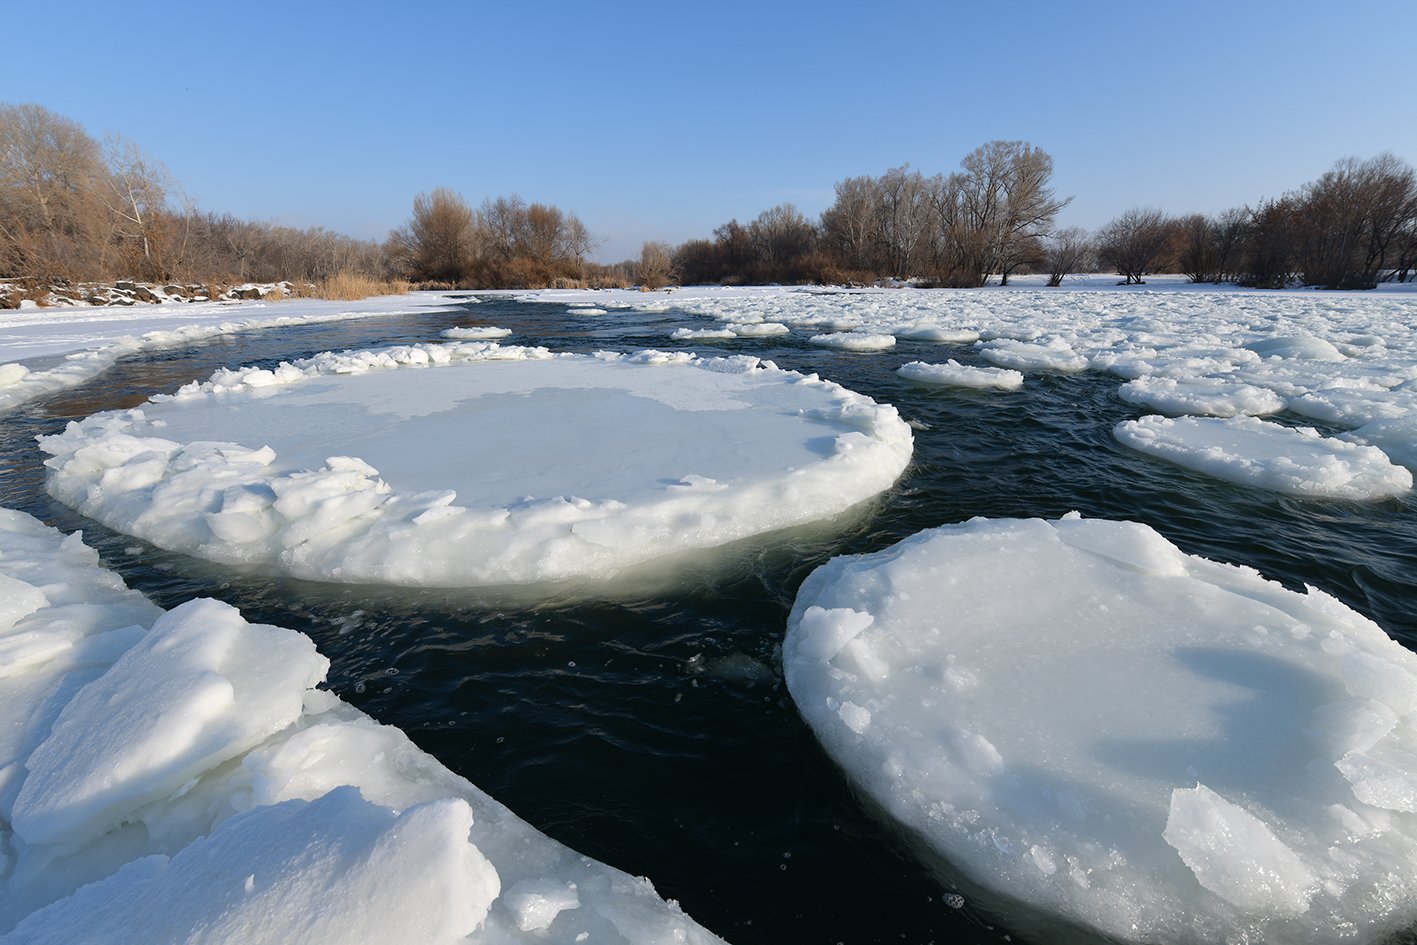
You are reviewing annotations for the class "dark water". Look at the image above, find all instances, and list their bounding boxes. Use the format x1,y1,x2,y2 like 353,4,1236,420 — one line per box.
2,296,1415,945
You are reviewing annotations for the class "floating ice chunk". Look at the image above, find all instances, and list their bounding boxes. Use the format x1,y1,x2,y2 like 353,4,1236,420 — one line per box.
0,363,30,387
670,327,736,340
786,515,1417,943
897,359,1024,391
12,598,327,846
1163,784,1317,914
978,338,1088,372
1245,335,1345,361
503,878,581,932
891,323,981,343
1114,415,1412,499
3,788,498,945
0,573,47,633
726,321,790,337
41,346,912,587
1117,376,1285,417
809,331,897,351
440,325,512,340
0,510,728,944
1347,414,1417,471
1286,386,1417,427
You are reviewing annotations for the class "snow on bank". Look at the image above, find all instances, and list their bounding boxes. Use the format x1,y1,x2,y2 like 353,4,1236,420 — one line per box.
1115,415,1412,499
41,342,913,587
0,292,453,413
785,514,1417,944
0,509,725,944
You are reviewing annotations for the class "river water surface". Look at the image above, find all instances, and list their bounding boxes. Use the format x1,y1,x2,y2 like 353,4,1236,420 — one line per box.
2,295,1415,944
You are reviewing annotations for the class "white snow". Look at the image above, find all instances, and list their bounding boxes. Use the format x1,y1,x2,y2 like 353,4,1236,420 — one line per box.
897,359,1024,391
0,292,455,413
1117,377,1286,417
41,342,912,587
440,325,512,340
1115,415,1412,499
785,514,1417,944
0,509,725,944
808,331,897,351
977,337,1089,373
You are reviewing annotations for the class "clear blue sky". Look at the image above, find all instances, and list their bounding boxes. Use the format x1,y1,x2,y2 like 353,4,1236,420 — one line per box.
9,0,1413,262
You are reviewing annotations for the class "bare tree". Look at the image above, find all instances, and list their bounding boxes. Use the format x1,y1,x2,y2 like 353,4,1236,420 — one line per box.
99,135,179,278
1041,226,1092,286
1096,208,1172,284
958,141,1070,285
819,175,880,272
1295,154,1417,288
636,241,675,289
390,187,476,283
0,103,108,280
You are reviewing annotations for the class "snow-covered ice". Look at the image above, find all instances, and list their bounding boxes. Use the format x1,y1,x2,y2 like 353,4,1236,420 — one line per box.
977,338,1089,373
1115,415,1412,500
0,293,452,413
785,514,1417,944
40,342,912,587
897,360,1024,391
441,325,512,340
1117,377,1286,417
0,509,725,944
808,331,897,351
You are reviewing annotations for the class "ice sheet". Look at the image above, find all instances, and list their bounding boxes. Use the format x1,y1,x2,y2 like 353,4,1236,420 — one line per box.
785,514,1417,944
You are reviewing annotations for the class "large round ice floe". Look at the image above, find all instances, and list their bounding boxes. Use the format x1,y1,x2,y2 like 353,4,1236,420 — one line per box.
40,342,913,587
785,514,1417,944
0,509,725,944
1114,415,1412,500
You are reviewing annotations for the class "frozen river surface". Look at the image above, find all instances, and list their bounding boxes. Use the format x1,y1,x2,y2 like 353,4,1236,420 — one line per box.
2,288,1415,944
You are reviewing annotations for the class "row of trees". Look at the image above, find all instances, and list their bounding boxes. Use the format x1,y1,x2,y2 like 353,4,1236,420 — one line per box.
659,146,1417,291
0,103,395,287
668,141,1070,287
1091,153,1417,289
7,102,1415,293
384,188,616,288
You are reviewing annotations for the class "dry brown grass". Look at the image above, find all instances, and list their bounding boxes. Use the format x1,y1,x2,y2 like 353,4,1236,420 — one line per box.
289,272,410,301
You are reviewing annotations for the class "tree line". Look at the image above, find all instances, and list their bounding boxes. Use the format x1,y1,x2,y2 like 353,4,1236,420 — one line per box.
5,102,1415,295
655,147,1417,291
0,103,393,289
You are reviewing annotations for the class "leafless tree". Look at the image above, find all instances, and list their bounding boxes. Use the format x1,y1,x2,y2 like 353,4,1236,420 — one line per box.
0,103,108,280
1041,226,1093,286
636,241,675,289
1096,208,1172,284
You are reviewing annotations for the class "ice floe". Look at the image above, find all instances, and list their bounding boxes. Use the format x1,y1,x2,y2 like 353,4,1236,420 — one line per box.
896,360,1024,391
0,509,724,944
40,342,912,587
785,514,1417,944
808,331,897,351
1115,415,1412,499
440,325,512,340
1117,376,1286,417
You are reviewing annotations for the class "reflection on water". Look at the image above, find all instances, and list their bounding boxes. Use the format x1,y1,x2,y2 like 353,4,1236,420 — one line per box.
1,295,1415,945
